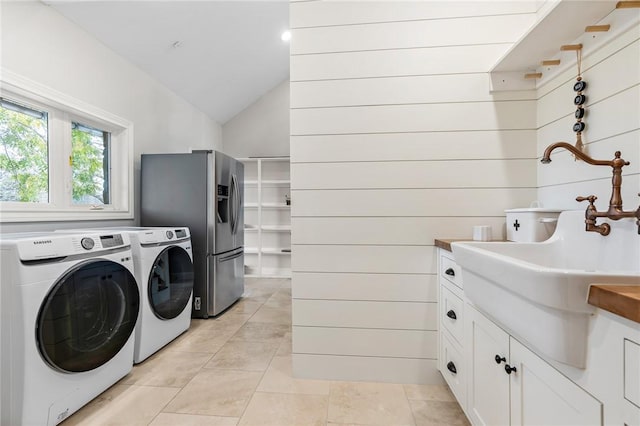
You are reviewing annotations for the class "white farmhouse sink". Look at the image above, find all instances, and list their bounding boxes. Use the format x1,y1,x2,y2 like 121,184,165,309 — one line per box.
452,210,640,368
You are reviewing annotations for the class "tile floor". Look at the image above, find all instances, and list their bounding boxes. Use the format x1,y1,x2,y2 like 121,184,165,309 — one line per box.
62,278,469,426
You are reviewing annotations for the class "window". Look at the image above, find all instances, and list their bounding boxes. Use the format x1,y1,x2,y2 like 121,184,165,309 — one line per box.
0,72,133,222
0,99,49,203
71,122,111,206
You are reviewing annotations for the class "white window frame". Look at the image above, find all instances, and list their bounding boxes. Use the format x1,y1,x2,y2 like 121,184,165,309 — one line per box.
0,70,134,222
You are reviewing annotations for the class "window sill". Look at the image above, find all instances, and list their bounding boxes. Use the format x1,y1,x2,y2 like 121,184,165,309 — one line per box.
0,208,134,223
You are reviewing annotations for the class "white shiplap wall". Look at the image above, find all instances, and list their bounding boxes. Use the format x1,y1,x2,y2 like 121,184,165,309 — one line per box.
537,24,640,209
290,1,539,384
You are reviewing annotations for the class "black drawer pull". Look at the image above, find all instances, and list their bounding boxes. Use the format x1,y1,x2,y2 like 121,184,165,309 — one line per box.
446,310,457,320
495,355,506,364
445,268,455,277
446,361,457,374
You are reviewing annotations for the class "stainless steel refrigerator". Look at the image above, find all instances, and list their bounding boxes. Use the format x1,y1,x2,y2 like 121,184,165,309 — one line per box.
140,150,244,318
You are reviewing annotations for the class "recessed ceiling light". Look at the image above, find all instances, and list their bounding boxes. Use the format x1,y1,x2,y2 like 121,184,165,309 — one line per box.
171,41,182,49
281,31,291,42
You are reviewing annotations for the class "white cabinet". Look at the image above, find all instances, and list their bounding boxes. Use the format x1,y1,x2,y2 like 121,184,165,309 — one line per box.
467,305,510,426
466,304,602,426
240,157,291,277
510,338,601,426
438,249,469,416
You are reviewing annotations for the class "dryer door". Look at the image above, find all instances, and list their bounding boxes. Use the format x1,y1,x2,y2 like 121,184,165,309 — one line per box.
148,246,194,320
36,260,140,373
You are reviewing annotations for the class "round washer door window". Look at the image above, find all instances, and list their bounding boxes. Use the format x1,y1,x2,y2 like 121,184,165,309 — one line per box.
36,260,140,373
148,246,194,320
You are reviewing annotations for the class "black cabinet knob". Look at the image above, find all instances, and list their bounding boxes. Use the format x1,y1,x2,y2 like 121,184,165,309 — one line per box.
446,361,457,375
445,268,455,277
446,310,457,320
505,364,517,375
495,355,506,364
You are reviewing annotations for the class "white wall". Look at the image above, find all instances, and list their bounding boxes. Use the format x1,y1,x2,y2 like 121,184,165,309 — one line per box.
537,25,640,210
222,79,290,158
1,1,222,232
289,1,539,384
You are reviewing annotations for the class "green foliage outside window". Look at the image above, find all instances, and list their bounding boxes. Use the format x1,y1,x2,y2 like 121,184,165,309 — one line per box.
0,100,110,205
0,104,49,202
71,124,109,205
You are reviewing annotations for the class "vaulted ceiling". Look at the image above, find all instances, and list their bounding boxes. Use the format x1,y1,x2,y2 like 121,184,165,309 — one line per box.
50,1,290,124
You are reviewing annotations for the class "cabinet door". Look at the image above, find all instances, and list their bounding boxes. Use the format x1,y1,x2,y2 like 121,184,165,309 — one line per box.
510,338,602,426
467,305,510,426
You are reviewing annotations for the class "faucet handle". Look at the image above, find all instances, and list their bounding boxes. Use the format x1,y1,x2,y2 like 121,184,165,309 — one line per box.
576,195,597,205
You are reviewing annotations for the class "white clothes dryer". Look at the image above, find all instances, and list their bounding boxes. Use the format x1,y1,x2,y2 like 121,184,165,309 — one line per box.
121,227,194,363
0,231,140,426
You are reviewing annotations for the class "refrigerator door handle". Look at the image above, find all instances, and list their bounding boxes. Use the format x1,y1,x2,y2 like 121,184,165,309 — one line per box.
234,173,241,235
231,174,239,235
229,174,236,234
218,250,243,262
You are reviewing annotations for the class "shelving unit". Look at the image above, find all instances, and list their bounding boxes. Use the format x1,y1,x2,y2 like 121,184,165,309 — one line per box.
489,0,639,91
240,157,291,278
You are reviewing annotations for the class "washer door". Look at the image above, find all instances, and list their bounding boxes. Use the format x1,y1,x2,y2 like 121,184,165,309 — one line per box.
148,246,194,320
36,260,140,373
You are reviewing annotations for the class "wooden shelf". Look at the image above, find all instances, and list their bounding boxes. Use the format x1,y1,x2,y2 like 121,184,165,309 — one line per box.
488,0,639,91
492,1,617,73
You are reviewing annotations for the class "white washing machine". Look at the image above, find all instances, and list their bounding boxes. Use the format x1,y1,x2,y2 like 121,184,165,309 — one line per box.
58,227,195,363
0,231,140,426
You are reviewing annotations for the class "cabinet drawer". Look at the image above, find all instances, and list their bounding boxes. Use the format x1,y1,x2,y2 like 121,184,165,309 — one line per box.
441,254,462,289
625,338,640,408
441,285,464,345
441,333,466,408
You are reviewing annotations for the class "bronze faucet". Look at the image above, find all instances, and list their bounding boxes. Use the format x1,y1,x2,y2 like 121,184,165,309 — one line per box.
541,142,640,236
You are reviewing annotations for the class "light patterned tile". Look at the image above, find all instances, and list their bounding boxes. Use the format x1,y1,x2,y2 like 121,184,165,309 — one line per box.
231,322,290,343
248,305,291,325
121,351,212,387
409,400,470,426
238,392,328,426
227,299,264,315
328,381,415,426
62,385,179,426
276,332,292,356
403,384,455,402
204,340,279,372
257,355,331,395
163,369,262,417
149,413,238,425
164,330,229,354
263,288,292,308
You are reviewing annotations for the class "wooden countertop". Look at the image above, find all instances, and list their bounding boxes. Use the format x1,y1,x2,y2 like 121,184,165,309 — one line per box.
588,284,640,324
434,238,507,252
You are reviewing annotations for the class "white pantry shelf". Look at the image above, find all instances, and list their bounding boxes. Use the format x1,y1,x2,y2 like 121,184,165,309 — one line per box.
241,156,291,278
262,225,291,232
